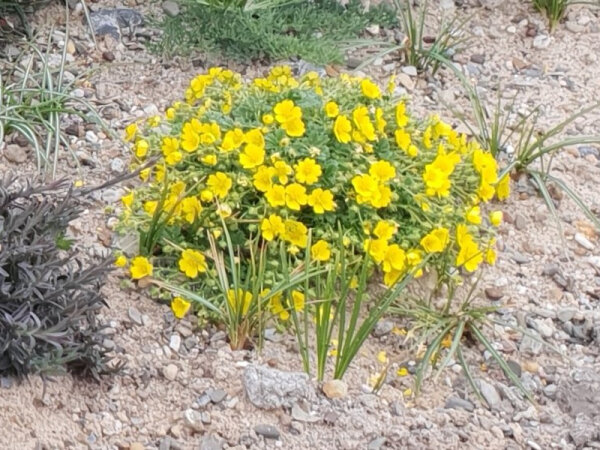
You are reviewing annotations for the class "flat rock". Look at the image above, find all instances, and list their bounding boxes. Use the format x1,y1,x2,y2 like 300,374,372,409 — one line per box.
574,233,594,251
128,306,143,325
484,287,504,301
478,379,501,409
163,364,178,381
162,0,180,17
199,434,223,450
3,145,27,164
445,396,475,412
322,380,348,399
254,424,280,439
243,365,315,409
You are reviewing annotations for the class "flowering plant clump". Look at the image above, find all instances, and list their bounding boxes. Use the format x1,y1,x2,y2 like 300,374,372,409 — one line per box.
117,66,508,326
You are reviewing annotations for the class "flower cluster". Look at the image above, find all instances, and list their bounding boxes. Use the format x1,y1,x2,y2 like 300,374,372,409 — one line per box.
117,66,508,318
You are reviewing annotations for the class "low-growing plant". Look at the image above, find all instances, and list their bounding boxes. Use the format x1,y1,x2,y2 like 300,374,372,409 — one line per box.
443,63,600,230
116,66,506,370
0,175,115,378
153,0,397,64
532,0,599,32
0,36,106,178
352,0,469,74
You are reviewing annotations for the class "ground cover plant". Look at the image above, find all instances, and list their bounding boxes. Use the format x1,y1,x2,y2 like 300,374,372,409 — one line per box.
116,66,509,383
0,175,113,378
532,0,599,31
153,0,397,64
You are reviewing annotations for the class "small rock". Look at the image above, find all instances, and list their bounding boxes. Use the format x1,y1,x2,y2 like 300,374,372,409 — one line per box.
243,365,315,409
401,65,418,77
514,213,527,230
570,414,598,447
506,25,517,34
345,57,362,69
128,306,143,325
163,364,178,381
85,130,99,144
543,384,557,399
506,360,522,378
365,24,380,35
291,403,320,423
3,144,27,164
522,360,539,373
445,396,475,412
470,54,485,64
254,424,280,440
129,443,145,450
162,0,180,17
484,287,504,301
323,410,340,424
396,73,415,90
557,308,578,323
534,318,554,338
66,39,76,55
520,332,543,355
373,320,394,337
367,437,387,450
541,263,559,277
110,158,125,173
102,51,116,62
574,233,594,251
209,388,227,403
0,376,14,389
72,88,85,98
169,334,182,353
322,380,348,399
565,21,585,33
532,35,551,49
183,409,203,433
199,434,223,450
478,379,501,409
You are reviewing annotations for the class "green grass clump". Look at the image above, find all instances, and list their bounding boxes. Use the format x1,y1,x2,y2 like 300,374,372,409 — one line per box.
153,0,397,64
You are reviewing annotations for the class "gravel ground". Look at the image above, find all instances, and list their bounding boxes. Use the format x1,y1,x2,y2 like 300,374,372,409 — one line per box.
1,1,599,449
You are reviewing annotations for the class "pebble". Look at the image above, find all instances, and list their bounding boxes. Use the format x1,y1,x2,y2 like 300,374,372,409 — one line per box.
396,73,415,90
169,334,181,353
243,365,315,409
401,65,418,77
183,409,204,432
3,144,27,163
557,308,578,323
565,21,585,33
0,376,14,389
129,443,145,450
373,320,394,337
506,360,522,378
470,54,485,64
506,25,517,34
254,424,280,440
543,383,557,399
103,51,116,62
208,388,227,403
520,332,543,355
514,213,527,230
445,396,475,412
511,252,531,265
367,437,387,450
322,380,348,399
85,130,99,144
532,35,551,49
128,307,143,325
484,287,504,301
111,158,125,173
291,403,320,423
574,233,594,251
163,364,178,381
199,434,223,450
162,0,180,17
478,379,501,409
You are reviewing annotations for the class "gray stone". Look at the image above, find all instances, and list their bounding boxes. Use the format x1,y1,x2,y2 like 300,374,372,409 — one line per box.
574,233,594,251
520,332,543,355
110,158,125,173
163,364,178,381
89,9,144,39
0,376,14,389
169,334,181,352
291,403,320,423
557,308,578,323
532,35,551,49
209,388,227,403
128,306,143,325
511,252,531,265
183,409,203,432
199,434,223,450
162,0,180,17
478,379,501,409
543,384,557,399
373,320,394,337
254,424,280,439
243,365,315,409
506,360,522,378
470,54,485,64
401,65,418,77
367,437,387,450
569,414,599,447
445,396,475,412
514,213,527,230
3,145,27,164
541,263,559,277
484,287,504,301
85,130,99,144
534,318,554,338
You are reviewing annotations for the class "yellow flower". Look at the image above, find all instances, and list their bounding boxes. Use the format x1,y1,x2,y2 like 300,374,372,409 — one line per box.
363,238,388,263
261,214,285,241
294,158,322,185
387,74,396,94
125,123,138,142
369,160,396,182
178,249,207,278
220,128,244,152
147,115,161,127
384,269,403,287
490,211,503,226
325,101,339,118
352,174,378,204
420,228,449,253
273,160,292,184
397,367,408,377
160,137,179,158
333,115,352,143
201,154,218,166
285,183,308,210
360,78,381,99
496,174,510,200
282,118,306,137
273,100,305,137
240,144,265,169
207,172,232,199
283,219,308,248
485,247,497,265
180,197,202,224
166,107,176,120
375,108,387,135
121,191,134,208
143,200,158,216
456,235,483,272
478,181,495,202
130,256,153,279
382,244,406,273
171,297,191,319
371,185,392,209
268,292,289,321
291,290,305,312
217,203,232,218
466,206,481,225
423,164,451,198
395,102,408,127
395,129,411,151
265,185,286,207
227,289,252,316
377,350,388,364
135,139,149,158
311,240,331,261
373,220,396,241
262,113,274,125
198,122,221,145
200,189,214,202
352,106,376,141
114,255,127,267
307,188,335,214
181,121,200,152
253,166,275,192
